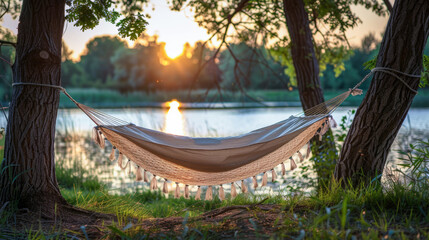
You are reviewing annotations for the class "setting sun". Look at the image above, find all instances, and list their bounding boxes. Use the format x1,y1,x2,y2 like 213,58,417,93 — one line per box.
168,100,181,109
163,100,185,135
164,43,183,59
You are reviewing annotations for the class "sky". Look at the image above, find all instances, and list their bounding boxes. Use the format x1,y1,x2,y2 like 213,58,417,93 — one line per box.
1,1,390,60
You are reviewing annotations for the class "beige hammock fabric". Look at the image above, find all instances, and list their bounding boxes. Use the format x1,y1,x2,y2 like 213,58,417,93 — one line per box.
76,90,356,200
101,115,324,185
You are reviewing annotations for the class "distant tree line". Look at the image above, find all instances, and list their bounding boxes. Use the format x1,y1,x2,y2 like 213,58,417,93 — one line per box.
60,34,293,93
59,33,393,93
1,33,427,102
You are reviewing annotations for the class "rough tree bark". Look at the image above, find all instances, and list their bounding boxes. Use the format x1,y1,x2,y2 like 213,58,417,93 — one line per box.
335,0,429,186
0,0,69,216
283,0,337,187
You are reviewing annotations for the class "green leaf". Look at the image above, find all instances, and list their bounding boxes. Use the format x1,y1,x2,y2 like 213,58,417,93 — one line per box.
363,57,377,70
420,55,429,88
65,0,148,41
116,13,148,41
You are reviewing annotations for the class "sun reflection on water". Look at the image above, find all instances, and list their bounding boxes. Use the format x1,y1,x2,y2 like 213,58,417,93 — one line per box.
163,100,185,135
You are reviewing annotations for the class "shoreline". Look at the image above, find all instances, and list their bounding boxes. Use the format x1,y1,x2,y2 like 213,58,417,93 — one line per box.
1,88,429,109
0,100,427,109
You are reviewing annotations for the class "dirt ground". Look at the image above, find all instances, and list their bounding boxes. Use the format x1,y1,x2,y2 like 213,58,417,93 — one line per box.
1,203,288,239
137,204,284,238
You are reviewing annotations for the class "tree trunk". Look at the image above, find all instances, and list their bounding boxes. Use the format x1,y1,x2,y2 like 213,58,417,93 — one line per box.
282,0,323,110
0,0,67,212
283,0,337,188
334,0,429,186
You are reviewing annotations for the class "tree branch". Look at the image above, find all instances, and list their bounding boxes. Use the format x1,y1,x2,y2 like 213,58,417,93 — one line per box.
0,40,17,48
185,0,251,100
0,0,11,19
225,43,268,106
383,0,393,13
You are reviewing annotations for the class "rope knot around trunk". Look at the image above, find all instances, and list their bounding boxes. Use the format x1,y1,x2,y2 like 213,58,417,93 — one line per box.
351,67,421,95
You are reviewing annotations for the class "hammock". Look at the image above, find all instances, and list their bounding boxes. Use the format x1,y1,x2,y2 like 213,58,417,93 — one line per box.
10,82,362,199
73,89,359,200
11,67,419,200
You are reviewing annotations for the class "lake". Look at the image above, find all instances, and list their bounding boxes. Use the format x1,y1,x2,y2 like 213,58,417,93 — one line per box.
1,106,429,195
55,106,429,135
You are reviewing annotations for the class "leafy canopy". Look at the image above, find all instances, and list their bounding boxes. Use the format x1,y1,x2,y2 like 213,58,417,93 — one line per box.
170,0,388,86
1,0,150,41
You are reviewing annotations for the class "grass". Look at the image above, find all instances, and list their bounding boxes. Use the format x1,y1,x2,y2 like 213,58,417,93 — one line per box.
55,88,429,108
55,158,105,192
51,176,429,239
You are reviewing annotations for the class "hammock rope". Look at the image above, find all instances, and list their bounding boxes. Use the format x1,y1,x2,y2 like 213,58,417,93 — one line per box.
9,67,422,200
351,67,420,94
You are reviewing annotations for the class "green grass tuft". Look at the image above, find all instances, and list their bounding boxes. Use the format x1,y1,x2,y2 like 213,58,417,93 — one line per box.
56,158,104,191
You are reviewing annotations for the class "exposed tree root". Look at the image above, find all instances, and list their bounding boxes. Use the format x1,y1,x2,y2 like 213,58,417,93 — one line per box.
134,203,283,238
1,196,117,239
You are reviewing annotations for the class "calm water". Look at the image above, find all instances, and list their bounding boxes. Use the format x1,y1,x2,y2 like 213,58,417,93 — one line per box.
1,106,428,195
55,107,429,136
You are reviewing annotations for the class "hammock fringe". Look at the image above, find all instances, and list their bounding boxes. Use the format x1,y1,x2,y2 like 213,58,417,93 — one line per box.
92,128,98,145
271,169,277,182
117,153,123,168
297,151,304,162
175,183,180,198
241,180,248,193
329,116,337,128
231,183,237,198
262,172,267,186
321,122,329,135
117,153,129,170
92,128,98,144
151,175,157,190
281,163,286,175
219,185,225,201
195,186,202,200
252,176,258,189
144,170,149,182
163,179,168,193
306,143,311,158
290,158,297,170
135,166,143,181
109,146,116,161
184,185,190,199
205,186,213,201
98,130,105,149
